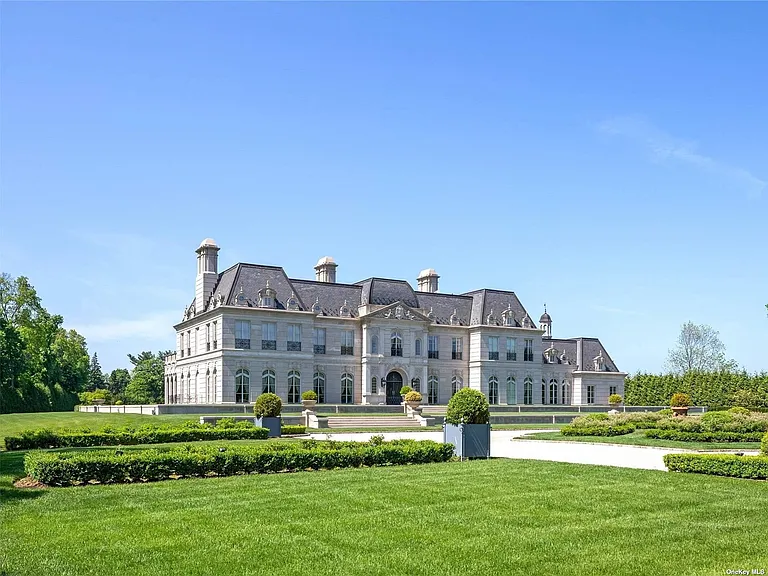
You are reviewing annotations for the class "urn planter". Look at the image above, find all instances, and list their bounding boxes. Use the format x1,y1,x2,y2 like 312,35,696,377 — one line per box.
671,406,689,417
405,400,422,410
93,399,105,405
301,400,317,411
443,422,491,459
254,416,281,437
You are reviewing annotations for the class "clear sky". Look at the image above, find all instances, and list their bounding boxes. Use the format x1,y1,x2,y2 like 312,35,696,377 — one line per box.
1,2,766,375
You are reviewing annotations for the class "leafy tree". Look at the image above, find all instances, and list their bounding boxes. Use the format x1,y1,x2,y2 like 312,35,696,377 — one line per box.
125,351,165,404
665,321,738,375
107,368,131,399
0,273,43,326
0,318,26,390
87,353,106,391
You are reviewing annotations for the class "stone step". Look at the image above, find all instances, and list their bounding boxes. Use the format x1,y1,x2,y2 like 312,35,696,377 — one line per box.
326,417,421,428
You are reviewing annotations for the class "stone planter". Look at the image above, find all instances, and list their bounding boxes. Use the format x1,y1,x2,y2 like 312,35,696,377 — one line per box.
443,422,491,459
671,406,689,417
93,399,105,405
406,400,422,410
254,416,281,437
301,400,317,411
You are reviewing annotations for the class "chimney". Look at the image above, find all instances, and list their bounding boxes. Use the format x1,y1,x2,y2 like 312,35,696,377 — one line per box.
417,269,439,293
315,256,337,283
195,238,220,314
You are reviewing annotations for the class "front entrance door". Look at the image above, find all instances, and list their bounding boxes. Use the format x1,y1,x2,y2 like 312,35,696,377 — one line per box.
385,371,403,405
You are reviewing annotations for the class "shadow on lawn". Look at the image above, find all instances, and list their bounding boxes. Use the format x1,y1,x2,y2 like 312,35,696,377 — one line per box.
0,451,45,503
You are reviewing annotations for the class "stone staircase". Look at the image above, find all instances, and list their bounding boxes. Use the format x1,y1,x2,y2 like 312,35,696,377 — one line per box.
326,416,422,428
422,405,447,416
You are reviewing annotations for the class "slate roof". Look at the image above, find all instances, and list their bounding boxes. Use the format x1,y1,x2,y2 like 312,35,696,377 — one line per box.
544,337,620,372
290,279,362,318
463,289,533,328
415,292,474,326
355,278,420,308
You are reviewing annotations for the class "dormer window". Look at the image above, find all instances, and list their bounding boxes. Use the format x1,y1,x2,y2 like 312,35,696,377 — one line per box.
486,310,495,325
340,300,350,317
427,307,435,321
235,286,247,306
449,309,459,326
312,297,322,315
593,351,605,371
258,281,276,308
502,306,515,326
286,292,300,311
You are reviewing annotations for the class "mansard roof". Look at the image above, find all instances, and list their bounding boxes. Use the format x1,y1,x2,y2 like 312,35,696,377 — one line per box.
289,279,362,318
463,288,533,328
545,337,621,372
415,292,474,325
355,278,420,308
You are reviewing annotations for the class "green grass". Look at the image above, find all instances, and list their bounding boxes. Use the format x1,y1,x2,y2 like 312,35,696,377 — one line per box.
2,452,767,576
520,430,762,451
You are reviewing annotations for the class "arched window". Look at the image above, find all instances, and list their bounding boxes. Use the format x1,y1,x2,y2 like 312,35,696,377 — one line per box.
507,376,516,405
488,376,499,405
180,372,185,404
235,369,250,403
262,369,275,394
371,335,379,355
524,377,533,405
288,370,300,403
391,331,402,357
562,380,569,405
415,338,422,356
313,372,326,403
541,380,546,404
187,371,192,403
206,370,211,404
371,376,378,394
341,372,353,404
411,377,421,393
212,368,217,404
451,376,462,396
549,379,558,405
428,375,439,404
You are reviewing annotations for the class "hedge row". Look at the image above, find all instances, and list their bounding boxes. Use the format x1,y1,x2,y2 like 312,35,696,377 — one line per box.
561,424,635,437
280,425,306,435
625,371,768,408
24,440,455,486
763,431,768,455
664,453,768,480
644,429,764,443
5,426,269,451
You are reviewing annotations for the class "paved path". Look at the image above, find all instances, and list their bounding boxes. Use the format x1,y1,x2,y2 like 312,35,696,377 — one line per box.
309,430,760,471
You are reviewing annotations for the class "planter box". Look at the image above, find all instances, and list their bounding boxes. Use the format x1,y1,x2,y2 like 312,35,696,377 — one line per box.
92,399,105,405
443,423,490,459
254,416,281,437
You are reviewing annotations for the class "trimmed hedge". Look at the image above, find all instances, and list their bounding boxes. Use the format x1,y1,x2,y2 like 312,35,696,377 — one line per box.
24,439,455,486
664,453,768,480
561,424,635,437
281,425,307,435
5,424,269,451
763,431,768,455
645,429,764,443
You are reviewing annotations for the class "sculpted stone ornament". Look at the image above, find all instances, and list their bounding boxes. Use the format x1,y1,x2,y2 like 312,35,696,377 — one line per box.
395,306,403,319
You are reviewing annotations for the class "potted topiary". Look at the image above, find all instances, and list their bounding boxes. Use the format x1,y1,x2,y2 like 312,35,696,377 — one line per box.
399,385,412,402
443,388,491,459
670,392,692,417
253,392,282,437
404,390,422,409
608,394,623,408
301,390,318,410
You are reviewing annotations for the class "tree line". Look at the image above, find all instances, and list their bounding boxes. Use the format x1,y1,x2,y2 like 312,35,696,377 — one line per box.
0,274,166,414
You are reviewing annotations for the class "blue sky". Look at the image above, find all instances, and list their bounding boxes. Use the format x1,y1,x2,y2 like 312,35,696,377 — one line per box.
2,2,766,375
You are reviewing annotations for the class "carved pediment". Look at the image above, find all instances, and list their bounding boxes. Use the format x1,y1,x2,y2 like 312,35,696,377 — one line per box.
361,301,432,322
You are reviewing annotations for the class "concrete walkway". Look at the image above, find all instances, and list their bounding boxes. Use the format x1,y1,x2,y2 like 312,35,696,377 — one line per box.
308,430,761,471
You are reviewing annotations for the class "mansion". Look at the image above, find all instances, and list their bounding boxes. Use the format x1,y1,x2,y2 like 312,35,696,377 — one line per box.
163,239,626,406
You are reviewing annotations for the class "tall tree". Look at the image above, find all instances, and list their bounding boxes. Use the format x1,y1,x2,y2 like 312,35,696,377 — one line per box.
107,368,131,399
125,351,165,404
665,321,738,375
88,353,106,391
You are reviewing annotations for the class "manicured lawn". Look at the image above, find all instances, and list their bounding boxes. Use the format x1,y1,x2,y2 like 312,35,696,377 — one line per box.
520,430,762,451
2,454,767,576
0,412,199,449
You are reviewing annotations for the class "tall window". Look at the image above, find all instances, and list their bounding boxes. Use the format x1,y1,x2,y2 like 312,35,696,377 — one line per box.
411,378,421,393
371,376,378,394
524,339,534,362
235,369,250,403
206,370,211,403
562,381,570,405
288,370,300,403
451,337,463,360
313,328,326,354
610,385,617,397
549,379,558,405
235,321,250,350
186,331,191,355
390,331,403,357
506,338,517,361
212,368,217,403
371,335,379,354
488,337,499,360
341,330,354,355
587,385,595,404
451,376,462,396
287,324,301,352
313,372,326,403
541,380,546,404
341,372,353,404
195,327,199,354
414,338,422,356
206,324,211,351
262,322,276,350
212,321,218,350
507,376,516,404
488,376,499,404
428,336,439,359
428,375,439,404
180,373,185,402
262,369,275,394
524,377,533,405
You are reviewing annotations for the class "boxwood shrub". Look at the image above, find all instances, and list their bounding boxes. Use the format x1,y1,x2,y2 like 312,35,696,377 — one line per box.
664,453,768,480
445,388,490,425
5,421,269,451
24,439,456,486
561,424,635,437
644,429,764,443
254,393,282,418
280,425,307,435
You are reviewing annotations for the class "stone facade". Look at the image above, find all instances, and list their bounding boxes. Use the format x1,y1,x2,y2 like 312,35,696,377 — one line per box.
163,240,627,406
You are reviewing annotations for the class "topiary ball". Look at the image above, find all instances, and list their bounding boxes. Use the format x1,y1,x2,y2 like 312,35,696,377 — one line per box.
404,390,422,402
445,388,490,425
301,390,318,401
254,393,282,418
670,392,692,407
